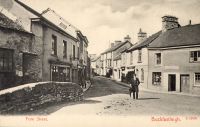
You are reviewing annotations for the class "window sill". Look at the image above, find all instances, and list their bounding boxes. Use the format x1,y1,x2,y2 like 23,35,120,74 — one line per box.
155,64,162,66
189,61,200,63
137,61,142,63
51,54,58,57
194,85,200,87
152,83,161,85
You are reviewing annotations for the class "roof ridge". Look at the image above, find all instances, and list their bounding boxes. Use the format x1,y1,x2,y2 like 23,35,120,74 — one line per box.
127,31,161,52
41,7,79,31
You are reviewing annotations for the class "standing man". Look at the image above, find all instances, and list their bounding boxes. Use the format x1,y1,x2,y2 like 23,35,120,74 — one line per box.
129,74,140,99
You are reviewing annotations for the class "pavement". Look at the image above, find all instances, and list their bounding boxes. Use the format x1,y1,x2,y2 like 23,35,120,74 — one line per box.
48,76,200,116
82,80,92,92
100,76,200,97
12,76,200,116
1,76,200,127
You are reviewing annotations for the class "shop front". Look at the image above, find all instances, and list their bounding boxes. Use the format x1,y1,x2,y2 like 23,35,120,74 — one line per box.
50,64,71,82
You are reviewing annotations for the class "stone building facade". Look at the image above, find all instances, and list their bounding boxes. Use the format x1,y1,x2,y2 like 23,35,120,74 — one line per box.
0,0,90,89
100,36,133,78
147,16,200,95
0,12,40,90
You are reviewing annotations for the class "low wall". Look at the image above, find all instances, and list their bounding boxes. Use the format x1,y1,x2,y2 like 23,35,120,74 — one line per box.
0,82,83,114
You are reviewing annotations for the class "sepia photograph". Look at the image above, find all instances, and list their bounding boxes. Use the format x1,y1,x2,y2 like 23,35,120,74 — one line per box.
0,0,200,127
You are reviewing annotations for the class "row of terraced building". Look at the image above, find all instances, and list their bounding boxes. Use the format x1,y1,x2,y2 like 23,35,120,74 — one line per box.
0,0,90,90
92,15,200,95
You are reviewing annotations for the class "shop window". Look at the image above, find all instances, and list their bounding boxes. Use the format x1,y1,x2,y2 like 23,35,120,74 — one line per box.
195,73,200,86
152,72,161,85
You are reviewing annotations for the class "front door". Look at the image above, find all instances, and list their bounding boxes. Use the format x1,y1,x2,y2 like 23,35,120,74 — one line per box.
180,74,190,93
168,74,176,91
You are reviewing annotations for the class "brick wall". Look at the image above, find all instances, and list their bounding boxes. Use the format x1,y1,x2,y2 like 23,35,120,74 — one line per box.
0,82,83,114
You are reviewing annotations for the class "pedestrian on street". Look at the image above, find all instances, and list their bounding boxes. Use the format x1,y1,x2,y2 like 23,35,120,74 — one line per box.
129,74,140,99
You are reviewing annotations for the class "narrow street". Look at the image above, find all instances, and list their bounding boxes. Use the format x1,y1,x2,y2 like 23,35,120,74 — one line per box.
31,76,200,116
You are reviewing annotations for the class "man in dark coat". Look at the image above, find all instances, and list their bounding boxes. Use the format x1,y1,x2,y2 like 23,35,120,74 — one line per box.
129,74,140,99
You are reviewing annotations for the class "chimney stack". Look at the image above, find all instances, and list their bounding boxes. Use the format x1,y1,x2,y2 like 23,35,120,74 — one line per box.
162,15,179,32
114,40,121,46
138,28,147,41
110,43,114,48
189,20,192,25
124,35,131,42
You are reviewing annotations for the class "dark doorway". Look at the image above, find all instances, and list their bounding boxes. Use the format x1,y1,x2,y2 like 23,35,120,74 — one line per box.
168,74,176,91
180,74,190,93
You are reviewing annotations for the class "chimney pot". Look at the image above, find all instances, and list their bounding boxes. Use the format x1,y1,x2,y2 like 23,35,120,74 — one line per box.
124,35,131,42
162,15,179,32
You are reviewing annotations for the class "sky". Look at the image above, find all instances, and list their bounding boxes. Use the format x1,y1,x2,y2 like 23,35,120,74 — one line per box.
21,0,200,55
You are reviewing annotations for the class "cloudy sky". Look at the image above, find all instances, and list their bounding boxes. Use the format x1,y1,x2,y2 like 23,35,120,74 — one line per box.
21,0,200,55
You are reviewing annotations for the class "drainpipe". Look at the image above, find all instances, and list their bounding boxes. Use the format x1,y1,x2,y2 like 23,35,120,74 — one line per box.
147,48,149,89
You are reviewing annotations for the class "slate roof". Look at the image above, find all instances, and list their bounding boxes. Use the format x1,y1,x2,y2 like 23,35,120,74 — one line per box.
148,24,200,48
113,54,121,61
127,31,161,52
0,12,28,33
41,8,78,38
15,0,83,40
102,41,130,54
91,56,100,62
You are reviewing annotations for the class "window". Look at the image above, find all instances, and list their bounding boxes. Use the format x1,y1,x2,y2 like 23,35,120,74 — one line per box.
138,49,142,62
0,49,13,72
51,35,57,55
63,40,67,58
155,53,161,64
141,68,144,82
190,51,200,62
72,45,75,60
195,73,200,86
152,72,161,85
77,47,80,59
130,52,133,65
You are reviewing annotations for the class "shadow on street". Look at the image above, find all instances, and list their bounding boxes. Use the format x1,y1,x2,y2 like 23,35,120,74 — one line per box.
137,98,160,100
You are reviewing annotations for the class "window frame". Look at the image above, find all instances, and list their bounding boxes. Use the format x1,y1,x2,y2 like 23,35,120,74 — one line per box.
152,72,162,85
63,40,67,58
0,48,13,72
194,73,200,86
190,51,200,62
130,52,133,65
138,49,142,63
155,53,161,65
51,35,57,56
72,45,76,60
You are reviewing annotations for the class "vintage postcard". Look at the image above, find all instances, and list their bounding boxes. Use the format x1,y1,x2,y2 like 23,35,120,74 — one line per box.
0,0,200,127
